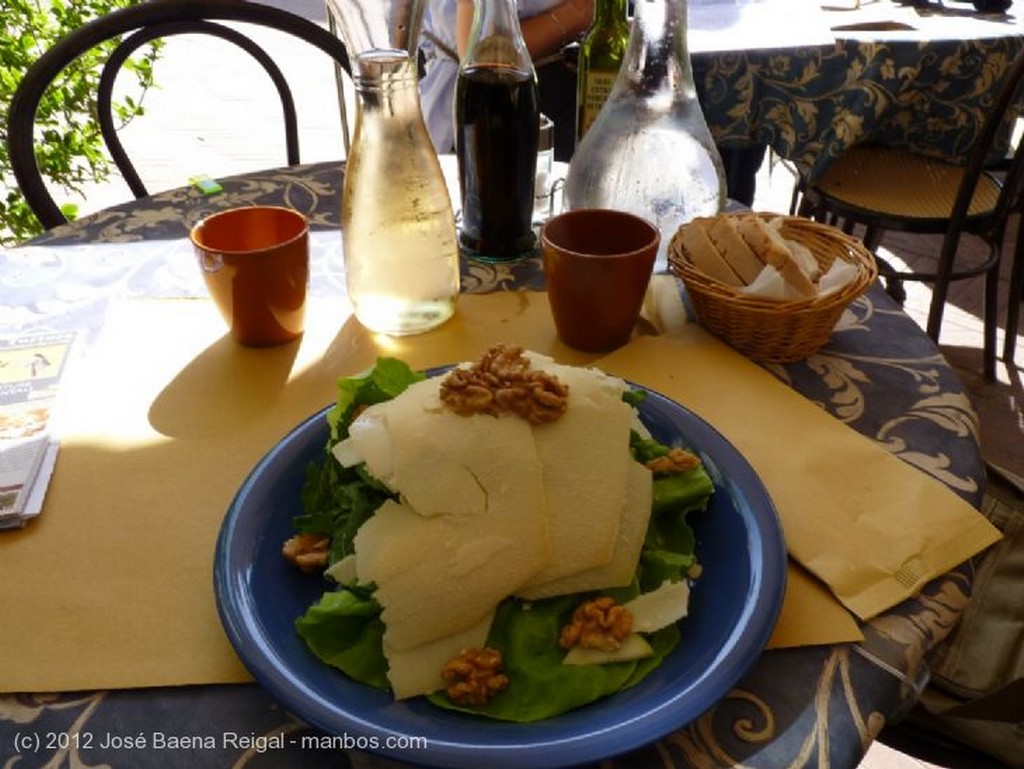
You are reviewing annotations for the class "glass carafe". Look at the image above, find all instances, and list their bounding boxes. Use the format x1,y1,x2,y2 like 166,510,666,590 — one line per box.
329,0,460,335
564,0,726,272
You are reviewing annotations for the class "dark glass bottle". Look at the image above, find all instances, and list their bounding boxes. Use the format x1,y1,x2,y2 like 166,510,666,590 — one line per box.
455,0,540,262
576,0,630,142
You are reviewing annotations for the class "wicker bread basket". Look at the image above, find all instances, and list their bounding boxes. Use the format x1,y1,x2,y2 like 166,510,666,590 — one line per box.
668,213,878,363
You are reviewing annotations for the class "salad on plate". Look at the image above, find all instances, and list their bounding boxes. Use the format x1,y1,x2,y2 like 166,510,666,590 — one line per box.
282,344,715,722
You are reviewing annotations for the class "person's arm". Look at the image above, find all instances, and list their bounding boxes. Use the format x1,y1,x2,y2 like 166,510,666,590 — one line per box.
520,0,594,60
456,0,474,57
456,0,594,60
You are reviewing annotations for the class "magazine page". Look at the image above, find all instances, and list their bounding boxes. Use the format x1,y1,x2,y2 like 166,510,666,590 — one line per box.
0,332,76,527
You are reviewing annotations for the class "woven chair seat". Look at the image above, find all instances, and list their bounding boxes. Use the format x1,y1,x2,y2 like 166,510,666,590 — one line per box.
800,47,1024,385
814,146,1002,221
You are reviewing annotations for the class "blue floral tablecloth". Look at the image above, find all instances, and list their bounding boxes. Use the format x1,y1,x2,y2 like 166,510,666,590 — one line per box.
693,12,1024,183
0,159,988,769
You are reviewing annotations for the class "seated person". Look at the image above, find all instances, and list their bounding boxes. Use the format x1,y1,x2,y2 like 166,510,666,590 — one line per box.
420,0,594,158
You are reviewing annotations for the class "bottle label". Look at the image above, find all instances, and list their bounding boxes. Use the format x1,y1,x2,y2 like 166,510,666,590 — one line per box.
580,70,617,135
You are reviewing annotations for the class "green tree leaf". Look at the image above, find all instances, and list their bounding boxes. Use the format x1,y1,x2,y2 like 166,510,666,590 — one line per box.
0,0,161,245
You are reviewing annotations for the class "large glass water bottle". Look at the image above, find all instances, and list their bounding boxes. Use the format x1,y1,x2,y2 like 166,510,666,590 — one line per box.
329,0,460,335
455,0,540,262
564,0,726,271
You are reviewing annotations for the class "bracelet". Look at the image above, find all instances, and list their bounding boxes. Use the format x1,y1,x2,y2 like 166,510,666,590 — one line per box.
547,9,568,48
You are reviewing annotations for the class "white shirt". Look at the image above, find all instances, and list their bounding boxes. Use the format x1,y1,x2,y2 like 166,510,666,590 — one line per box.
419,0,559,153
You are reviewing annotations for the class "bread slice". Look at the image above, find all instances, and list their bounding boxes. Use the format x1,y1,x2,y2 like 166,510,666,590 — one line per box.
706,216,765,284
735,216,817,297
763,216,822,283
680,221,744,286
781,239,822,284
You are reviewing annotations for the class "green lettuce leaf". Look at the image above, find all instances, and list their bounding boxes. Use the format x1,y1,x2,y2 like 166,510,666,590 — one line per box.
427,596,638,722
630,430,713,589
630,431,715,517
293,358,423,562
326,357,426,445
295,588,389,690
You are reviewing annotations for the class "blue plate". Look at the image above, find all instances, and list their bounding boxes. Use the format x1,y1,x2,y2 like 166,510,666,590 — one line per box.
214,381,786,769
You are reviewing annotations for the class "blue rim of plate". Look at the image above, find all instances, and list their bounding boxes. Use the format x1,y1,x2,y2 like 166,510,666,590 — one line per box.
214,378,786,769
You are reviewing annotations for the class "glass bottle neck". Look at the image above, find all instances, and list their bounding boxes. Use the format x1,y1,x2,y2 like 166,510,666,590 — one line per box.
328,0,425,59
465,0,533,71
352,51,419,92
621,0,695,98
593,0,629,27
350,52,423,125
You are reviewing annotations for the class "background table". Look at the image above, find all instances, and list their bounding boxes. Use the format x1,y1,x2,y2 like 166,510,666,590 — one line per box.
691,0,1024,189
0,161,988,769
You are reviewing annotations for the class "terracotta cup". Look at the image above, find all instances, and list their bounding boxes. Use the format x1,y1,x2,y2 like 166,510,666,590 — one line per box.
190,206,309,346
541,208,660,352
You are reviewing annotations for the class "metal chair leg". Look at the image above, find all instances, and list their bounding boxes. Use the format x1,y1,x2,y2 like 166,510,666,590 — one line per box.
1003,219,1024,366
885,277,907,305
983,256,1001,380
862,225,884,252
926,258,954,344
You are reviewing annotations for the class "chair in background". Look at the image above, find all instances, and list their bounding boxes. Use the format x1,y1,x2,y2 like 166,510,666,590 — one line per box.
797,50,1024,381
6,0,352,231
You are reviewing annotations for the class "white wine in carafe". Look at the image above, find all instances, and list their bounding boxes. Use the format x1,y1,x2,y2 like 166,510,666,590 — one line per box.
340,50,460,335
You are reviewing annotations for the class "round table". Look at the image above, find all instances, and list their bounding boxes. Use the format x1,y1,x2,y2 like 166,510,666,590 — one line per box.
692,0,1024,185
2,161,986,769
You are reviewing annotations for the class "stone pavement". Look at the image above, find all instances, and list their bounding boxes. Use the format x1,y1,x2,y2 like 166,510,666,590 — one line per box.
71,0,346,217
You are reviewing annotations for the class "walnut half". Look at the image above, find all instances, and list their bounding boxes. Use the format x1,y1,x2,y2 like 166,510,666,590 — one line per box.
559,596,634,652
440,344,569,425
282,533,330,573
645,447,701,475
440,647,510,706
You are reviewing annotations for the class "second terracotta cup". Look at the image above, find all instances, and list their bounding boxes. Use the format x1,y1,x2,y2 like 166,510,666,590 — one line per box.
190,206,309,347
541,208,660,352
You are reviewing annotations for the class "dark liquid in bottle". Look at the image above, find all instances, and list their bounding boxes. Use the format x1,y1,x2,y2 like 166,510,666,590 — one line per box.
456,64,540,261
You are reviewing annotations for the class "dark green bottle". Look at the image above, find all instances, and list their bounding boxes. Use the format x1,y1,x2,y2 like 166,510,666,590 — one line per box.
575,0,630,142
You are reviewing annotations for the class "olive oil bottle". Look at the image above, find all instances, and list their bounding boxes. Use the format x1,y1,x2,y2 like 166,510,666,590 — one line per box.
575,0,630,142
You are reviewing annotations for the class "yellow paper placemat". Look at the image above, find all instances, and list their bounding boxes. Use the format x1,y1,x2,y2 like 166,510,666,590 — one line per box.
0,293,575,692
11,288,995,692
595,331,1002,620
